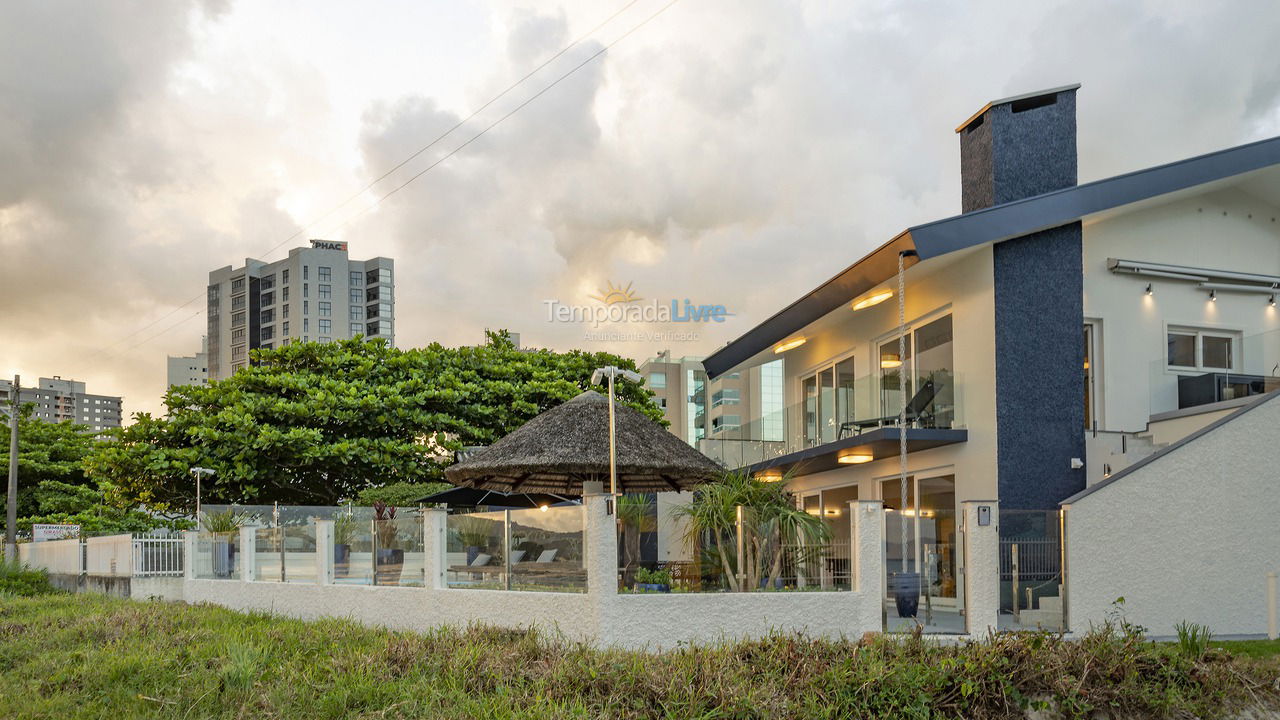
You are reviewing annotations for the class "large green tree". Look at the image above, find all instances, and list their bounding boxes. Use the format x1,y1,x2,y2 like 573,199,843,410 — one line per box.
87,332,662,509
0,406,97,519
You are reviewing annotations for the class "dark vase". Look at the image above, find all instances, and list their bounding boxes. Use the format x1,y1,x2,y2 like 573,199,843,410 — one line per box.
375,548,405,586
213,540,236,578
333,544,351,576
890,572,921,618
466,546,481,566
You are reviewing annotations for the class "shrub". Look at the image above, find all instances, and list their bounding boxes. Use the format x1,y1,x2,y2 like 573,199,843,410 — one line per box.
1176,621,1214,660
0,561,61,597
635,567,672,586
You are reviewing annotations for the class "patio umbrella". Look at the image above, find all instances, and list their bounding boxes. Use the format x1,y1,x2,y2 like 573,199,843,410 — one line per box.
444,390,722,495
416,486,576,508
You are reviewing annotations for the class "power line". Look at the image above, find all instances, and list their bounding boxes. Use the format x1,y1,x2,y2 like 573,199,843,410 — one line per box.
259,0,648,260
317,0,683,237
91,0,654,362
89,0,680,362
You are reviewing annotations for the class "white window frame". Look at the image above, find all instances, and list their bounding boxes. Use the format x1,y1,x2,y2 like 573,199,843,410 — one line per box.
1165,325,1240,373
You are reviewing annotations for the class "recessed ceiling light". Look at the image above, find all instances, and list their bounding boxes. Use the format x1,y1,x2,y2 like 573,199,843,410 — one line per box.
838,452,874,464
851,289,893,311
774,337,806,354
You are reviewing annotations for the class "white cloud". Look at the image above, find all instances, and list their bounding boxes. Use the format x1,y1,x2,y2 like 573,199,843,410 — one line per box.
2,0,1279,418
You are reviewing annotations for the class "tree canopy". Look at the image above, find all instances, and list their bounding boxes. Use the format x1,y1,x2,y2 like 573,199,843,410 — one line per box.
87,332,663,509
0,406,97,518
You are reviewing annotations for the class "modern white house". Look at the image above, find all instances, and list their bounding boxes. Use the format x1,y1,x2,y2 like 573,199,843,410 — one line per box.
698,84,1280,628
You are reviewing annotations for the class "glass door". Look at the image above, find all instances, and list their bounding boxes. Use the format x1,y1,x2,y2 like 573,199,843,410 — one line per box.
802,376,819,448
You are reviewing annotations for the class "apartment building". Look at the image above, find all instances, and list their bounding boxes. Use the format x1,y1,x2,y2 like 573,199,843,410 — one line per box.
638,352,779,451
167,336,208,388
0,376,123,432
207,240,394,380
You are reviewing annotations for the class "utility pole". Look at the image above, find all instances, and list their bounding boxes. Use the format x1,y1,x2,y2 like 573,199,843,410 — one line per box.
6,375,19,562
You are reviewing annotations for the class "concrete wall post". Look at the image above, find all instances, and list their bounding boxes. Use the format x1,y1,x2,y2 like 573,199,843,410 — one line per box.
962,500,1000,636
423,508,447,590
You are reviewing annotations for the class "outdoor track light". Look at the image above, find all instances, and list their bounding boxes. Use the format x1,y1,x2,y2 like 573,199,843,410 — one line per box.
1145,283,1153,296
590,366,643,502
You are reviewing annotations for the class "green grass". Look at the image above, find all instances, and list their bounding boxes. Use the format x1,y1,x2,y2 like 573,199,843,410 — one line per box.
1210,638,1280,659
0,593,1278,719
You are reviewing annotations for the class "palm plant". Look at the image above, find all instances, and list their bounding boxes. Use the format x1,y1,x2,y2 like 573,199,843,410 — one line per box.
674,470,830,591
616,494,656,580
200,509,245,535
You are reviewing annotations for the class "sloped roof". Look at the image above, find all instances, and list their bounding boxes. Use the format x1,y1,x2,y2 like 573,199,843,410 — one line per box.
704,136,1280,378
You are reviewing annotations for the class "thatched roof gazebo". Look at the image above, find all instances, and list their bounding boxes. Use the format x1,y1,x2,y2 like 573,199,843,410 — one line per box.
444,390,722,495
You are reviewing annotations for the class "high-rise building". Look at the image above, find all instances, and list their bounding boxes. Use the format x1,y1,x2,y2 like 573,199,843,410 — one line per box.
0,376,123,432
207,240,394,380
167,336,209,388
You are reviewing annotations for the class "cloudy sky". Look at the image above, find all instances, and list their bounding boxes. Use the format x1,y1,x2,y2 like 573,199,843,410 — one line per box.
3,0,1280,418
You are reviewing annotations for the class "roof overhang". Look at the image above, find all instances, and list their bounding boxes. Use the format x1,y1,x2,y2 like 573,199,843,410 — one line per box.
702,232,918,377
703,135,1280,379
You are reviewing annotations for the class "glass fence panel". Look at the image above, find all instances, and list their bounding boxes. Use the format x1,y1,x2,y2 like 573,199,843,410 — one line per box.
283,523,318,583
333,508,374,586
374,514,424,587
620,502,851,594
193,531,239,580
254,526,284,582
509,505,585,592
998,509,1064,632
445,511,506,589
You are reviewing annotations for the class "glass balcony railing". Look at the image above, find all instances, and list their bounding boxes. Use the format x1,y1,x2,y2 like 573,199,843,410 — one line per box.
1145,327,1280,421
698,370,964,469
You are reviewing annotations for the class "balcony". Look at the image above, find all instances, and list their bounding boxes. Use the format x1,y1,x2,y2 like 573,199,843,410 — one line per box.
698,370,967,474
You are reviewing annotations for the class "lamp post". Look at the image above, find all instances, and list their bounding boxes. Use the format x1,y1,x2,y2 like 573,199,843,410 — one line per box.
590,366,643,502
189,467,215,521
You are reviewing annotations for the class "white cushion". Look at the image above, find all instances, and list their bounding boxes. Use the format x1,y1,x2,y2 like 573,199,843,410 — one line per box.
509,550,526,564
536,549,558,563
470,553,491,567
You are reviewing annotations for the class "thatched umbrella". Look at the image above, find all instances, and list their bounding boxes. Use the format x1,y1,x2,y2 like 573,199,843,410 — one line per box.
444,390,722,495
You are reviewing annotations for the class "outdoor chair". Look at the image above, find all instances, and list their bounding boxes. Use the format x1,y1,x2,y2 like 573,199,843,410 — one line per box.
838,379,940,438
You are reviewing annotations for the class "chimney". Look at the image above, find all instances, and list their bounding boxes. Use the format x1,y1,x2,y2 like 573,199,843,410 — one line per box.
957,84,1079,213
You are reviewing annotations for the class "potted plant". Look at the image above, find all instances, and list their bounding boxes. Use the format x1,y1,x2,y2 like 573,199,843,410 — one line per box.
889,571,921,619
634,567,672,593
373,502,404,585
200,509,243,578
332,513,355,576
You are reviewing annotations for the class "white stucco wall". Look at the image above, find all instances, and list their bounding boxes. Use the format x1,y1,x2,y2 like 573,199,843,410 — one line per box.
1082,187,1280,432
1063,393,1280,637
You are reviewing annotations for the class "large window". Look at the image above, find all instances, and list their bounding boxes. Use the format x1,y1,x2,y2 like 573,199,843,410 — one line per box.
318,284,331,300
880,314,954,429
318,319,331,334
319,302,331,317
802,356,856,447
349,270,363,286
711,415,740,433
648,372,667,389
711,388,739,407
318,266,331,281
1167,327,1237,371
759,359,784,442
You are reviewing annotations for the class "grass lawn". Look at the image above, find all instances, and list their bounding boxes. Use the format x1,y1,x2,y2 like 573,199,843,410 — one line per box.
1210,638,1280,659
0,589,1278,719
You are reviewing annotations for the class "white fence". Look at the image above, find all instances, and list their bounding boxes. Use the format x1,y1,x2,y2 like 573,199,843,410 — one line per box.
18,534,185,578
18,537,84,575
133,537,184,577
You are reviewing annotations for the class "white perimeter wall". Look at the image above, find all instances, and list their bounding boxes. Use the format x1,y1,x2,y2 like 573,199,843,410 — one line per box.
1064,393,1280,637
183,497,903,651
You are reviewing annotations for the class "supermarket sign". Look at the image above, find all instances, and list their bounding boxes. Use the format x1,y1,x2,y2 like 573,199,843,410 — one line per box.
32,524,80,542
